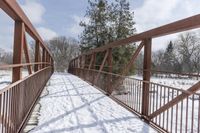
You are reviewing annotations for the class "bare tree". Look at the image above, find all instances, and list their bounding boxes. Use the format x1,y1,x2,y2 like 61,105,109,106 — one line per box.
152,50,164,69
0,49,12,64
28,41,36,62
191,40,200,77
47,36,80,72
152,32,200,76
175,32,199,73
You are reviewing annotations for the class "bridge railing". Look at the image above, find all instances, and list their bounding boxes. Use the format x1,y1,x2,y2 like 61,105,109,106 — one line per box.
70,68,200,133
0,1,54,132
69,14,200,133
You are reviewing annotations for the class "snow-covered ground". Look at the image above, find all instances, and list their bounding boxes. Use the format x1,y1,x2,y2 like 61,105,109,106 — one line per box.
0,70,12,89
27,73,157,133
0,70,29,90
132,75,199,92
1,71,199,132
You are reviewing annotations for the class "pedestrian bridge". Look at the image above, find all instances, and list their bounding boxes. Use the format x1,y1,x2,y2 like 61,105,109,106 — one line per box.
1,0,200,133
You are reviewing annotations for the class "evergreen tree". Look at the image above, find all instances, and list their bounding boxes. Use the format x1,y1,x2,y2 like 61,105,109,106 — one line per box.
111,0,136,73
79,0,136,74
111,0,136,40
80,0,110,52
161,41,178,72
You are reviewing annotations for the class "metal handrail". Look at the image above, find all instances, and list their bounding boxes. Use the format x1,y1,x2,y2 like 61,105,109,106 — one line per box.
0,62,51,69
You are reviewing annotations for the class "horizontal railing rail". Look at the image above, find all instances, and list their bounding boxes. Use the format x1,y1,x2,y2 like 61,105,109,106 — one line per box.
70,67,200,95
136,68,200,79
70,68,200,133
83,63,200,79
0,62,51,69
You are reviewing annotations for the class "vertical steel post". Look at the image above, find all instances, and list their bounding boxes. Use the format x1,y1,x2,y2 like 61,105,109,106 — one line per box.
79,56,81,68
142,38,152,120
46,54,49,64
82,56,86,79
34,41,40,72
42,47,46,68
79,56,82,77
72,59,75,74
45,51,48,67
12,21,24,82
107,48,113,95
51,57,54,73
92,53,96,85
93,53,96,70
94,50,109,84
75,58,77,75
82,55,86,69
74,59,76,74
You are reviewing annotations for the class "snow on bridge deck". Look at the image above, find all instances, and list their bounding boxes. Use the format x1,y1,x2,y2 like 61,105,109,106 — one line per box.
26,73,157,133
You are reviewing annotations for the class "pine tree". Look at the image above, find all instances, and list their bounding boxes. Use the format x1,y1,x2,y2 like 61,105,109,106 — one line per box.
79,0,136,74
111,0,136,74
80,0,110,52
161,41,177,72
111,0,136,40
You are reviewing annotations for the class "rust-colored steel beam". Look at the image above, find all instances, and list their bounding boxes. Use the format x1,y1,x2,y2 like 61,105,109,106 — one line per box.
149,80,200,120
38,46,42,69
23,33,32,75
34,41,40,72
0,63,50,69
79,56,82,68
91,53,96,85
88,54,94,70
12,21,24,83
82,55,86,69
45,51,48,67
107,48,113,94
45,52,48,68
84,14,200,55
46,53,50,67
94,50,109,84
42,48,46,68
78,56,80,66
142,38,152,118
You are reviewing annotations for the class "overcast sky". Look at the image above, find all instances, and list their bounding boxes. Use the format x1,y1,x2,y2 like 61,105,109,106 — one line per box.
0,0,200,51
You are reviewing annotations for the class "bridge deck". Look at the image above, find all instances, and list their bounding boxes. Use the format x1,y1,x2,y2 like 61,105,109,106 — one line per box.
25,73,157,133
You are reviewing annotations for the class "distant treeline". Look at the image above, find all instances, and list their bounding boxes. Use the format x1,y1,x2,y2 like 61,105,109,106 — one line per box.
0,49,12,65
0,36,80,72
135,32,200,75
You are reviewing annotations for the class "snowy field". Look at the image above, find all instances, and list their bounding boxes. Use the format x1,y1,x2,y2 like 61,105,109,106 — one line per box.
27,73,157,133
1,70,198,92
0,70,29,90
132,75,199,92
1,70,199,132
0,70,12,89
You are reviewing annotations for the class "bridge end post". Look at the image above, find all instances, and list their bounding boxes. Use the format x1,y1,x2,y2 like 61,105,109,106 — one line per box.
107,48,113,95
12,21,24,82
141,38,152,121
